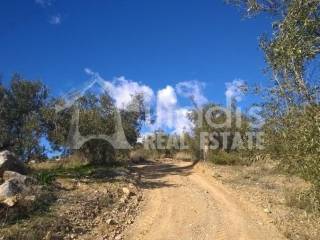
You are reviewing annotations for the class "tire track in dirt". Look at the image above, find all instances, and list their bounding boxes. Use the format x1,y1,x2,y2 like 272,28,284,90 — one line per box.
124,160,286,240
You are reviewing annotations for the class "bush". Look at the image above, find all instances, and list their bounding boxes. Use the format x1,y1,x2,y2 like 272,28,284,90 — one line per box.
265,106,320,209
207,151,237,165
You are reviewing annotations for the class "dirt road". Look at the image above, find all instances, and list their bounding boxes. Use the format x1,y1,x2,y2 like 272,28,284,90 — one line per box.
124,160,286,240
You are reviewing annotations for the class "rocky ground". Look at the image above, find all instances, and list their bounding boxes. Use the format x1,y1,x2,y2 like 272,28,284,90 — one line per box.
0,161,143,240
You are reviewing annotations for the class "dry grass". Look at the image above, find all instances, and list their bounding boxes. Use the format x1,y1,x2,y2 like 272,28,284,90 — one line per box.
0,214,71,240
130,149,147,163
206,158,320,240
30,153,89,172
285,188,320,213
173,152,193,161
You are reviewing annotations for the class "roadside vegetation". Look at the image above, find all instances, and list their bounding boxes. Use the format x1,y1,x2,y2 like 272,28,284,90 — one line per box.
225,0,320,214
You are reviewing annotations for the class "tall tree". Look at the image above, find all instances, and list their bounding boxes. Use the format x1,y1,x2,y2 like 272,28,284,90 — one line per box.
228,0,320,203
228,0,320,105
0,74,49,160
44,91,146,164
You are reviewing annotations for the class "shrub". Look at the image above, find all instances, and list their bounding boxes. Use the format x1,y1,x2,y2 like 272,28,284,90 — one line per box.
208,151,238,165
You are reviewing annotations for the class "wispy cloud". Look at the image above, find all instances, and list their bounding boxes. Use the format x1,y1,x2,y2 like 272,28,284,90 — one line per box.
49,15,62,25
225,79,248,104
174,108,193,134
35,0,62,25
176,80,208,107
35,0,52,8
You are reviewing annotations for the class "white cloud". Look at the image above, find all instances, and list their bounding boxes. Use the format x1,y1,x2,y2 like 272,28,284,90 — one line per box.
156,86,177,129
225,79,248,104
108,76,154,109
174,108,193,134
49,15,62,25
155,86,193,134
84,68,154,110
78,70,199,134
176,80,208,106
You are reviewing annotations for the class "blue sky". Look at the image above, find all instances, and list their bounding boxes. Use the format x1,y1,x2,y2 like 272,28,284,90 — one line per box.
0,0,273,137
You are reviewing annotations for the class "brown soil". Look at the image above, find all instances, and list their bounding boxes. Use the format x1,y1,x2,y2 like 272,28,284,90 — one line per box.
125,159,286,240
0,167,142,240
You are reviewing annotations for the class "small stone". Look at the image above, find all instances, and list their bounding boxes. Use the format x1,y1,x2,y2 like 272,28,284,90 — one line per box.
264,208,272,213
106,219,117,225
3,196,18,207
0,151,27,176
115,234,122,240
122,187,130,195
44,231,52,240
120,197,127,203
3,171,27,182
127,219,134,224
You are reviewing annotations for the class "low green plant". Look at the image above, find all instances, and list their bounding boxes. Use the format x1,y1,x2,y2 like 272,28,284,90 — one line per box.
208,151,244,165
34,172,56,185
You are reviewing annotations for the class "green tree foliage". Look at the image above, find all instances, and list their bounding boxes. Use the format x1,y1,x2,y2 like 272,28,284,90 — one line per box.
188,103,251,161
0,83,8,149
228,0,320,206
228,0,320,104
44,92,146,165
0,74,48,161
261,0,319,104
120,94,146,146
0,74,146,164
